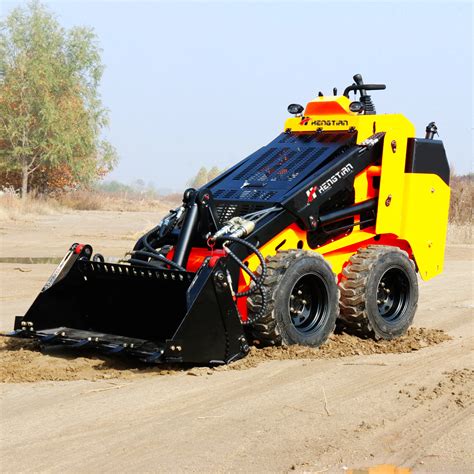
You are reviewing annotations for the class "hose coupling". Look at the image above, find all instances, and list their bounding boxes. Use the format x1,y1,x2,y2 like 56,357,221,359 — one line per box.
211,217,255,240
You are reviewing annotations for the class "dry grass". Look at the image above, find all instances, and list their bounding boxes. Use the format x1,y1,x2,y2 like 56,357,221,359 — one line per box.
0,187,179,220
56,191,177,212
55,191,103,211
449,174,473,225
446,224,472,244
446,174,473,243
1,177,472,241
0,189,64,220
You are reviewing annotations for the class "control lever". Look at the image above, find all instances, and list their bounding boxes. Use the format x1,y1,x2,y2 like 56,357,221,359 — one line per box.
343,74,386,115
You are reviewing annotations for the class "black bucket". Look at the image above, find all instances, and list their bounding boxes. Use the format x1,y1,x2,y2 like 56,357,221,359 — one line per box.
13,244,248,364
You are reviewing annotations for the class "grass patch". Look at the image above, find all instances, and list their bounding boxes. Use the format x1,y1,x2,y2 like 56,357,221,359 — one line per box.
0,189,64,220
0,187,179,219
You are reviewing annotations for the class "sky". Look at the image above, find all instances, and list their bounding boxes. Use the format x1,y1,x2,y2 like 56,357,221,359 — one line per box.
2,1,473,191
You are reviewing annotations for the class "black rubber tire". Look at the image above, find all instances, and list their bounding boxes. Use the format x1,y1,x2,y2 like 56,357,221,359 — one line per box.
339,245,418,339
246,250,339,347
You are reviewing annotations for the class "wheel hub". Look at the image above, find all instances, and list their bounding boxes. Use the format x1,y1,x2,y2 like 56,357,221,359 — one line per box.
290,287,313,326
288,273,328,334
376,267,410,322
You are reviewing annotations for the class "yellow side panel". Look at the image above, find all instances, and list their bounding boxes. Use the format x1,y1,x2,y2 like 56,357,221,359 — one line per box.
284,112,416,237
399,174,450,280
280,111,450,281
371,115,415,236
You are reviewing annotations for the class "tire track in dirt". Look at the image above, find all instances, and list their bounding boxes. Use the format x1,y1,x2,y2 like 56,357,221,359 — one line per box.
280,365,474,472
359,369,474,468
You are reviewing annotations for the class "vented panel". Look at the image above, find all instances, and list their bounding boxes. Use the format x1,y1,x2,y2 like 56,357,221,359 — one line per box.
209,131,356,205
233,147,277,180
213,188,277,202
215,203,267,225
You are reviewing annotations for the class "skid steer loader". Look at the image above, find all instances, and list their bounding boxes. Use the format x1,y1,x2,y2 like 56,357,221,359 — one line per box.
11,74,450,364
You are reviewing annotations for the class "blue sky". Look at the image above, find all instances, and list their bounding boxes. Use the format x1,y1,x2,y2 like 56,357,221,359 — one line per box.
2,1,473,190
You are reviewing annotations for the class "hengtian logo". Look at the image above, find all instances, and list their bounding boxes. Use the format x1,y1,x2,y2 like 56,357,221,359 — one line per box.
306,163,354,205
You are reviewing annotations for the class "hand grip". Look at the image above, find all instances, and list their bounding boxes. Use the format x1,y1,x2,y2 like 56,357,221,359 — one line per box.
343,83,386,97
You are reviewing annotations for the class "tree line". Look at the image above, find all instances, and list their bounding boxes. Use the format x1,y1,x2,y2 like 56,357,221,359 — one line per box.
0,2,227,198
0,1,117,197
187,166,224,188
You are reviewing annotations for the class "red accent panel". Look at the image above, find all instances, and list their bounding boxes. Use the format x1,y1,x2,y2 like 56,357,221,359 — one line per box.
237,296,248,322
208,256,220,268
235,269,251,321
74,244,85,254
304,101,348,115
165,247,225,272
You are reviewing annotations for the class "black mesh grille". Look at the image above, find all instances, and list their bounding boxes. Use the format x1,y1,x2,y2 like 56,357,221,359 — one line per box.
232,145,327,185
292,147,329,175
215,203,267,225
209,131,356,204
213,188,277,201
278,133,316,144
233,147,277,180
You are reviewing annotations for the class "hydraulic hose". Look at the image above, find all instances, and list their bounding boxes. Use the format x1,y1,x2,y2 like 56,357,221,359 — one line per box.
214,235,268,325
245,284,268,326
222,243,257,284
129,215,186,271
142,227,166,254
131,250,185,272
214,235,266,294
134,219,186,271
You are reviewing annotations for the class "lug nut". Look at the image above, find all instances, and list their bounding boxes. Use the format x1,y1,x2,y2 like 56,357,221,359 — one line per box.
176,346,182,351
302,299,307,305
385,288,390,294
297,290,302,296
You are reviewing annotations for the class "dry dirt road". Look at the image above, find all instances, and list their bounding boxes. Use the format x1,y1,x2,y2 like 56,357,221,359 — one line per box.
0,212,473,473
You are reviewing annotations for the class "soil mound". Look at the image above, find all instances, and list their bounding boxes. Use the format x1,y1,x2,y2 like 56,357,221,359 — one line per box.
221,327,451,371
0,327,451,383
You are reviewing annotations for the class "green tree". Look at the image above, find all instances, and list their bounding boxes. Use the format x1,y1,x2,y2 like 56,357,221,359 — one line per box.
208,166,221,181
188,166,209,188
0,1,117,197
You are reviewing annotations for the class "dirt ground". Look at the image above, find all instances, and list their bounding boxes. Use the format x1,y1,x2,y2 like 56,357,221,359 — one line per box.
0,211,473,473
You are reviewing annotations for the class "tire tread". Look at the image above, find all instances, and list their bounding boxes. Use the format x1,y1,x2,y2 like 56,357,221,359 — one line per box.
247,250,338,347
339,245,416,339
